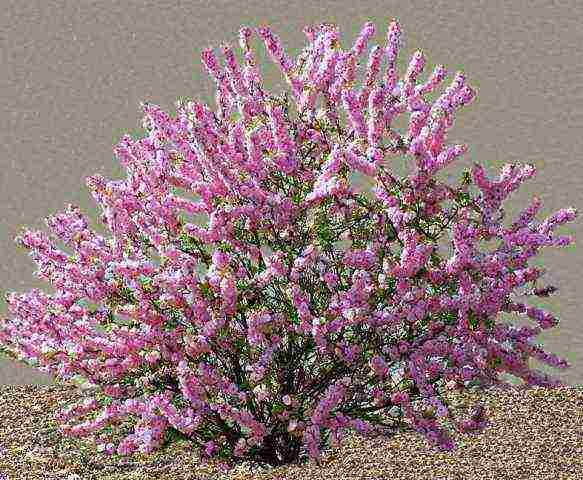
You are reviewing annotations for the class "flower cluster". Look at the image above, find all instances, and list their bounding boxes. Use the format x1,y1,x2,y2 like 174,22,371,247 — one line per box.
0,19,577,469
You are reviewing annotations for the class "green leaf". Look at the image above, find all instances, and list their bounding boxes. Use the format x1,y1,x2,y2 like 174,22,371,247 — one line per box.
460,169,473,185
468,311,479,330
271,403,285,415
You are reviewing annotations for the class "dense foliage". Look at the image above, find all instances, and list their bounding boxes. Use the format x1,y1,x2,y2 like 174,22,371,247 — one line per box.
0,19,577,469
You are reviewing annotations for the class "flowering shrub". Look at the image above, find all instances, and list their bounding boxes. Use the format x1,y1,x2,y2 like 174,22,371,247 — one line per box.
0,19,578,470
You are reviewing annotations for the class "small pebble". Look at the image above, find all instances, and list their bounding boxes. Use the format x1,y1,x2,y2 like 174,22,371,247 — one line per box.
0,382,581,479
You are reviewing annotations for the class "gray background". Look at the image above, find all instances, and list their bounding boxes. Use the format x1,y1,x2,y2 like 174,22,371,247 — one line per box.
1,0,581,387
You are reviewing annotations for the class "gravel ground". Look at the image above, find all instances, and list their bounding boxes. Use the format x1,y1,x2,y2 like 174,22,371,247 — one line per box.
0,381,582,480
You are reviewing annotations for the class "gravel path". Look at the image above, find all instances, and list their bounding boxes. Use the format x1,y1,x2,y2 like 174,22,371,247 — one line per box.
0,382,582,479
